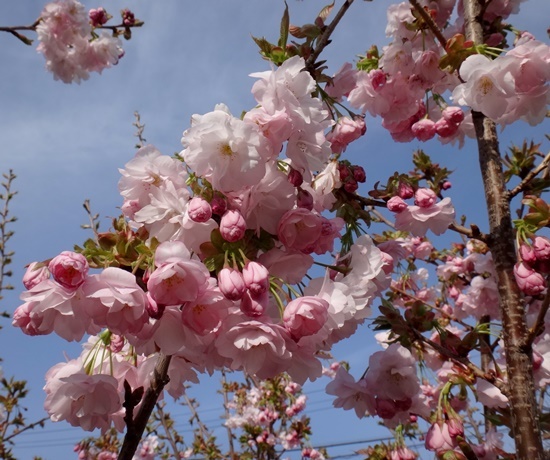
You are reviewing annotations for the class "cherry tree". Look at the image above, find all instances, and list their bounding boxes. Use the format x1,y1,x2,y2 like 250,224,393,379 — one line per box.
6,0,550,459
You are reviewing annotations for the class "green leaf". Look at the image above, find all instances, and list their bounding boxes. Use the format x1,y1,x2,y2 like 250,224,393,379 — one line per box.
317,1,335,22
278,1,289,49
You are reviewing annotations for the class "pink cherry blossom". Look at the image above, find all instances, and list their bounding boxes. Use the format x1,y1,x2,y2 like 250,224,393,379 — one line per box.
44,359,122,432
147,243,210,307
394,197,455,236
283,296,329,340
215,318,293,379
326,116,366,153
81,267,149,335
181,104,272,192
326,367,372,418
48,251,89,290
22,262,50,290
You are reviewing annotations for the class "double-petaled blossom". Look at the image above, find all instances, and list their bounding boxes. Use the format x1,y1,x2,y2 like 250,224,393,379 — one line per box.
48,251,89,290
392,188,455,237
147,241,211,307
181,104,272,193
36,0,123,83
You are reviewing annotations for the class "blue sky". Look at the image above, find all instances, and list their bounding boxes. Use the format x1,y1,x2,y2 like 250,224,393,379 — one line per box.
0,0,548,459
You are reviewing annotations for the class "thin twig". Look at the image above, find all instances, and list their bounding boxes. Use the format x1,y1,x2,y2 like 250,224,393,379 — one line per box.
413,330,507,394
155,402,181,459
3,417,48,443
220,371,236,459
391,286,475,331
408,0,448,49
507,151,550,199
448,222,489,243
305,0,355,76
527,286,550,345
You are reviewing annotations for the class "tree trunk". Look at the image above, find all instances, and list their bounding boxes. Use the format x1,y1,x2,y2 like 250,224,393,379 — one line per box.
462,1,544,456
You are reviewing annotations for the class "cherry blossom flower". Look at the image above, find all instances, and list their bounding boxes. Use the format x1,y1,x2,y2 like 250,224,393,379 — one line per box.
181,104,272,192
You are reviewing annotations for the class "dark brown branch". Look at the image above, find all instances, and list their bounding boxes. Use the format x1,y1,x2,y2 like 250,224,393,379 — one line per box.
408,0,448,49
448,222,489,243
463,0,544,457
527,285,550,345
411,329,507,393
508,151,550,199
305,0,355,75
118,353,172,460
2,417,48,443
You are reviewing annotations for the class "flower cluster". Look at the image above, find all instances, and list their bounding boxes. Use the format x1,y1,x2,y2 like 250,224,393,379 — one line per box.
36,0,138,83
14,55,389,432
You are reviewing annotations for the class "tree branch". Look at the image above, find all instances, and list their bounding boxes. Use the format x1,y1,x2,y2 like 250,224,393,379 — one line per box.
118,353,172,460
507,150,550,200
527,285,550,345
305,0,355,76
408,0,448,49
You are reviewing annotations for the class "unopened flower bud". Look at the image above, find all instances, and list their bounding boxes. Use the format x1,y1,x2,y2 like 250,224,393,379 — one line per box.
219,210,246,242
387,196,408,213
218,268,246,301
414,188,437,208
288,168,303,187
187,197,212,223
242,261,269,297
22,262,50,290
411,119,436,142
89,7,109,27
397,181,414,199
48,251,89,289
211,196,227,215
442,106,464,124
297,188,314,210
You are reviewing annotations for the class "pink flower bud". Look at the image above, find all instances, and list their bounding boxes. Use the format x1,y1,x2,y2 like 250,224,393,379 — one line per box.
442,106,465,124
519,243,537,266
375,398,397,419
210,196,227,215
441,181,452,190
288,168,303,187
533,236,550,261
146,292,165,319
89,7,109,27
435,118,459,138
397,181,414,199
344,180,358,193
370,69,387,91
48,251,89,289
219,210,246,242
446,418,464,438
240,290,267,317
297,188,314,210
327,116,366,153
22,262,50,290
283,296,329,340
242,261,269,297
425,422,455,452
121,8,135,26
218,268,246,301
187,197,212,223
353,166,366,183
514,262,546,296
411,119,436,142
387,196,408,213
414,188,437,208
